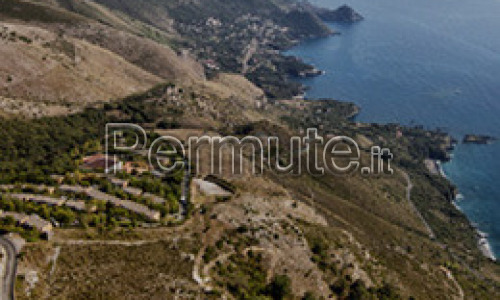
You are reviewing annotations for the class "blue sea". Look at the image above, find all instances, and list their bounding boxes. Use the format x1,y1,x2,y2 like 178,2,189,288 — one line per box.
288,0,500,257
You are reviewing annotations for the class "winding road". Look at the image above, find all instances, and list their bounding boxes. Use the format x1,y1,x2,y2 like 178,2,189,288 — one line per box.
402,171,436,239
0,237,17,300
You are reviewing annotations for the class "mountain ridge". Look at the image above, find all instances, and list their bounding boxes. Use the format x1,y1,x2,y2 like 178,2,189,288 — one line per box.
0,1,499,299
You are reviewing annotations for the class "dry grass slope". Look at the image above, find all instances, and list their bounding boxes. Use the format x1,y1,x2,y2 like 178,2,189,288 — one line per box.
0,23,162,117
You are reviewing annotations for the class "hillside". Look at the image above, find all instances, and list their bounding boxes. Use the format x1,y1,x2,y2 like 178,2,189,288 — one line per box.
89,0,334,98
0,1,499,299
0,22,162,117
0,0,205,117
0,82,496,299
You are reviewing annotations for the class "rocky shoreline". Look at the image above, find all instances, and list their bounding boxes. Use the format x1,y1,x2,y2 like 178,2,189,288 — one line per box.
277,4,363,97
477,228,497,261
463,134,496,144
287,2,498,264
291,39,497,264
431,155,497,261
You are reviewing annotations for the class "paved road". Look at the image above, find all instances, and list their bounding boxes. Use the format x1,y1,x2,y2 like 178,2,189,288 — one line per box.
0,237,17,300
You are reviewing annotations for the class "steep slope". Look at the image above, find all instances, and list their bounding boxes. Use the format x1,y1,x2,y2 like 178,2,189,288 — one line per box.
0,23,162,117
89,0,333,98
0,0,86,24
0,0,206,117
51,0,152,35
91,0,331,36
57,24,205,84
1,83,498,299
1,1,498,299
46,0,181,50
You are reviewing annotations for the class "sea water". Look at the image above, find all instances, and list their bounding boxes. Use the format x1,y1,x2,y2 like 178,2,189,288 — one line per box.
288,0,500,257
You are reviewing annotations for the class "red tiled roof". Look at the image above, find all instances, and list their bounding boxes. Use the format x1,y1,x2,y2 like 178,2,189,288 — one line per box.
82,154,119,170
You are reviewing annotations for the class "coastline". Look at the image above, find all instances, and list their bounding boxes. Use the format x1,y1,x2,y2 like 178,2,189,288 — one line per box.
286,14,498,263
292,58,498,262
477,229,497,261
437,158,497,261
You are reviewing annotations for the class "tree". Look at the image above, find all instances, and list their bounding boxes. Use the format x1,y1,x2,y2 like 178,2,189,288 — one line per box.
266,275,291,300
302,291,317,300
376,283,402,300
53,208,76,225
37,205,51,220
348,280,370,300
2,216,16,226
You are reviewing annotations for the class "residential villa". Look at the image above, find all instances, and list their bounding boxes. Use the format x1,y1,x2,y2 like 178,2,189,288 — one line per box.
143,193,166,205
109,177,128,188
65,200,97,212
9,194,65,207
81,154,123,174
85,188,160,221
6,193,96,213
123,161,150,175
59,185,160,221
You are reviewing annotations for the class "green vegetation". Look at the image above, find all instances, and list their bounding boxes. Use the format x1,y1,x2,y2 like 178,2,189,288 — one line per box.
302,224,407,300
0,108,107,183
0,217,41,242
0,84,180,184
90,0,332,98
17,34,32,44
98,176,181,216
0,84,187,233
0,192,138,230
266,274,292,300
215,251,292,300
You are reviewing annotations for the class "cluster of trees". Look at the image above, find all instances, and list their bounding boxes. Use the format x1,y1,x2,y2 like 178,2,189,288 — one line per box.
0,216,41,242
330,278,405,300
215,250,293,300
0,83,182,185
0,108,107,184
128,174,183,199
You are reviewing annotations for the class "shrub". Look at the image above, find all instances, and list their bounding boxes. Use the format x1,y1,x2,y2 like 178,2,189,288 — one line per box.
266,275,291,300
302,291,317,300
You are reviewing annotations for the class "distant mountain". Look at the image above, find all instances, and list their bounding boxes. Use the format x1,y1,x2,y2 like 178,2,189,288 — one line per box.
90,0,334,38
89,0,335,98
315,4,364,23
297,2,364,23
0,0,204,117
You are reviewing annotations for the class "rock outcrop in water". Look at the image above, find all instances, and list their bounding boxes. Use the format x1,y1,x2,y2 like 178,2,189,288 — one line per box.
463,134,496,144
